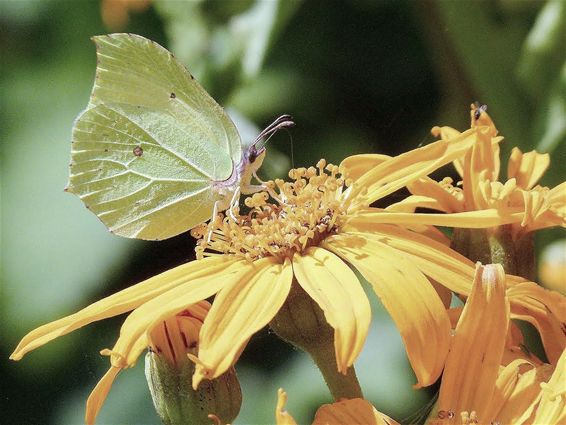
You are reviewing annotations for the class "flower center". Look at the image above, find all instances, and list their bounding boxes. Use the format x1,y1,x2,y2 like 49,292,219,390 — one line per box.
192,160,352,261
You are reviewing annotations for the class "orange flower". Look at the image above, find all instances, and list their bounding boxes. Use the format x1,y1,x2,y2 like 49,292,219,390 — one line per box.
394,103,565,239
428,264,566,425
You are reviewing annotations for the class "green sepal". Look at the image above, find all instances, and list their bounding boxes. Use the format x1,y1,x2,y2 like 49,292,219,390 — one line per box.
145,351,242,425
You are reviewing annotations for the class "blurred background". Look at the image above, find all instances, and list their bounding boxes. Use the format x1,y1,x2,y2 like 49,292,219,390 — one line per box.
1,0,564,424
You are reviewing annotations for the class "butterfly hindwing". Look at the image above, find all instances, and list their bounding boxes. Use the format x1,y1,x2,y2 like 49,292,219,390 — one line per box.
69,103,222,240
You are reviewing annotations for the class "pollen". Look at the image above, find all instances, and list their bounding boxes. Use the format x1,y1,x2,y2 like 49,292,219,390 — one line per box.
192,160,351,261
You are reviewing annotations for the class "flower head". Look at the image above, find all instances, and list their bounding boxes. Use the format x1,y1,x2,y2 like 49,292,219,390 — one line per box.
428,264,566,425
401,103,566,239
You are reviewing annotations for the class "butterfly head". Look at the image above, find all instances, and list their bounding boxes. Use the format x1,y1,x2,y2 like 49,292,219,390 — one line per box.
238,115,294,192
243,144,267,177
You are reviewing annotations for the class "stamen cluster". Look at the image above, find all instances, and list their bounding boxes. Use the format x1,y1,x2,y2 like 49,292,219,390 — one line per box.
192,160,351,261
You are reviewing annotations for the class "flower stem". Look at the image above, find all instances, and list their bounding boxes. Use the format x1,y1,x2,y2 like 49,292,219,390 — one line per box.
270,280,363,400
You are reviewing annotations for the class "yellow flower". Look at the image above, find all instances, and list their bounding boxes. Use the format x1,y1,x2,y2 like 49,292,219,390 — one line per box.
396,103,565,238
275,388,399,425
428,263,566,425
11,127,551,396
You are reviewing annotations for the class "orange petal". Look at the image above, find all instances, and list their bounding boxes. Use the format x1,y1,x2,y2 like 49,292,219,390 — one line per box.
491,359,550,424
85,366,121,425
506,281,566,365
10,256,233,361
430,125,464,177
324,233,451,387
406,177,464,213
194,258,293,388
340,154,391,180
313,398,400,425
349,128,478,206
276,389,298,425
351,207,525,228
386,194,450,214
437,264,509,424
507,147,550,190
549,182,566,212
532,349,566,424
292,247,371,374
109,260,250,368
342,222,476,295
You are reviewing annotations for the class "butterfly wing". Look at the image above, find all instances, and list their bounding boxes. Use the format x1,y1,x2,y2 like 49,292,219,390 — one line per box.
67,33,241,240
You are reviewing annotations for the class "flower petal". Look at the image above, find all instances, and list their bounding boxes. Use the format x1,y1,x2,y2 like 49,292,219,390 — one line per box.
194,258,293,388
386,194,450,213
342,222,475,295
506,281,566,365
109,260,250,368
491,360,551,425
292,247,371,374
276,389,298,425
340,154,391,181
532,349,566,424
430,125,464,177
351,207,525,228
549,182,566,212
313,398,400,425
462,130,501,210
324,233,451,387
507,148,550,190
437,264,509,424
349,128,478,206
10,256,233,361
406,177,464,213
85,366,121,425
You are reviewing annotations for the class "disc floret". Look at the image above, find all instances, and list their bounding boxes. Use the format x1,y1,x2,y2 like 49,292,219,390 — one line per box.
193,160,352,261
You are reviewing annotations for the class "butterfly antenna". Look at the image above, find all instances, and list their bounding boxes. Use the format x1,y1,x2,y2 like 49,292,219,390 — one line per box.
253,115,295,150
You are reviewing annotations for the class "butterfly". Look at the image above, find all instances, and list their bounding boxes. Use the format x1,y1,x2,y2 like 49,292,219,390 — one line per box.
66,33,293,240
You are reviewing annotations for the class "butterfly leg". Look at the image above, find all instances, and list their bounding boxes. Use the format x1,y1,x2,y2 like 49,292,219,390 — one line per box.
227,187,241,223
206,200,221,242
252,170,266,184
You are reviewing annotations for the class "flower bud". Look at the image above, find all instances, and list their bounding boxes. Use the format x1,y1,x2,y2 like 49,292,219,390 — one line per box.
145,303,242,425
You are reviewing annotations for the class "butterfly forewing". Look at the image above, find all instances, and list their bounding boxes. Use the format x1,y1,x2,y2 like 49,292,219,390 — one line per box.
89,33,241,169
67,33,243,240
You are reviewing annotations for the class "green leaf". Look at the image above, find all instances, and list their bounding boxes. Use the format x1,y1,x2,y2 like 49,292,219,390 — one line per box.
516,0,566,101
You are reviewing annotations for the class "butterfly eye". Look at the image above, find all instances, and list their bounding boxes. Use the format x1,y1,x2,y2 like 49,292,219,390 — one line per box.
248,148,258,163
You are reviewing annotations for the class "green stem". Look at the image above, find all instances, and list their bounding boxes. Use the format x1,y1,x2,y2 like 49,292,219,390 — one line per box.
270,280,363,400
306,339,363,400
